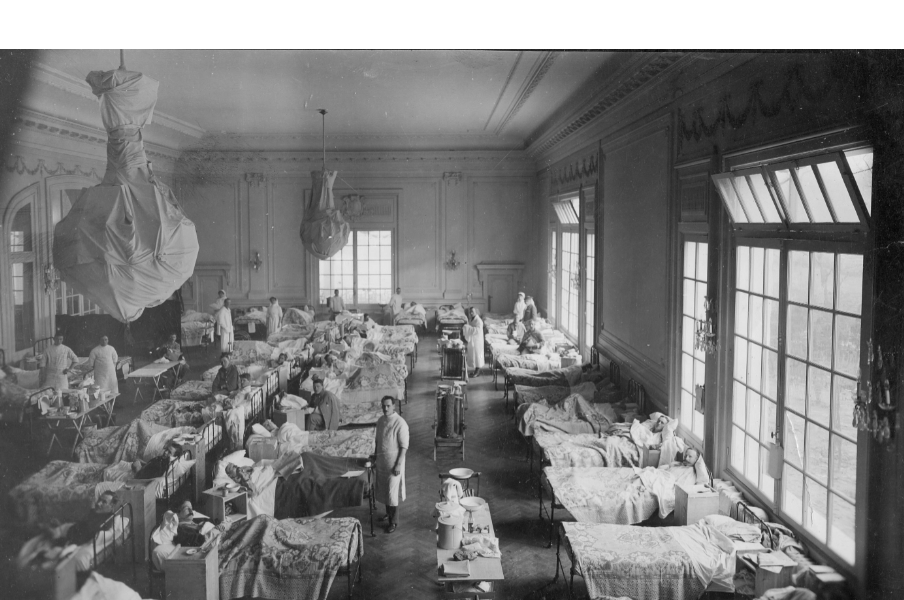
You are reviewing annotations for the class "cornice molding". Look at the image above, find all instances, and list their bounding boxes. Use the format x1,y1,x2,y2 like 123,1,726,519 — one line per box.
11,108,181,169
528,53,685,159
29,62,206,139
494,51,559,135
3,154,103,180
192,131,523,153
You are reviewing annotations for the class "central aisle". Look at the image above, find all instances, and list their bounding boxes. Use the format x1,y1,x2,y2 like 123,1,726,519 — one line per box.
337,332,570,600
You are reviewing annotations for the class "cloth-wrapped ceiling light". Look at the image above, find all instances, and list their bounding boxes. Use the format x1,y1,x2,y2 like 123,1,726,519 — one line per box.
53,68,199,322
300,169,350,259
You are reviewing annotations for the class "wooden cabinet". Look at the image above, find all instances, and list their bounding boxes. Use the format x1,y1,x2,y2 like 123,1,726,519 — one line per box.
203,487,248,526
165,545,218,600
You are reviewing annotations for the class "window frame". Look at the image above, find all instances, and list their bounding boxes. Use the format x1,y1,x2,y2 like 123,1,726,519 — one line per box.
677,232,710,444
4,193,39,352
317,228,396,308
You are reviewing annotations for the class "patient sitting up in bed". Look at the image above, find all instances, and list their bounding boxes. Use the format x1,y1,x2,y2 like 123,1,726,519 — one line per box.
132,441,182,479
507,319,526,343
212,353,241,393
517,320,546,354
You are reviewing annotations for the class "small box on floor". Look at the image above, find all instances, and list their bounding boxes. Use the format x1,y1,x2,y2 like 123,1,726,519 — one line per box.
272,409,306,429
673,482,720,525
754,551,796,596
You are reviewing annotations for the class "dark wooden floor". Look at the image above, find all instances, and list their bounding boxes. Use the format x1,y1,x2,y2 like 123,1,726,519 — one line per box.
1,334,578,599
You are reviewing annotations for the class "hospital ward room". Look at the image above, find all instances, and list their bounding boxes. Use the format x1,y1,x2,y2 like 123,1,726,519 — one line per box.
0,47,899,600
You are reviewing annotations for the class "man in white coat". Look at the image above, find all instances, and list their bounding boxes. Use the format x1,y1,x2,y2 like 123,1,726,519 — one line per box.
88,335,119,395
388,287,404,324
462,307,485,378
217,298,234,354
40,334,78,391
372,396,408,533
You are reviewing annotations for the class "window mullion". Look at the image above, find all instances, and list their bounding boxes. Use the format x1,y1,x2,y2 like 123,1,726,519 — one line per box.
352,233,358,305
790,167,816,223
774,241,790,513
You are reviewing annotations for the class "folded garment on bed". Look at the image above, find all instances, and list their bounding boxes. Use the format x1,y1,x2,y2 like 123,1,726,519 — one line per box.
275,453,368,518
564,521,735,600
219,515,361,600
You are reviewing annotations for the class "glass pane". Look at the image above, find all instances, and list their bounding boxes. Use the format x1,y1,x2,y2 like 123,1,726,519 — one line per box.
805,478,829,542
748,295,764,344
697,242,708,282
12,261,35,351
844,149,873,215
797,166,833,222
731,425,746,472
831,495,857,565
837,254,863,316
809,309,833,368
808,366,832,427
784,412,806,470
693,410,704,438
681,389,693,429
832,375,858,440
735,177,764,223
760,450,776,500
750,247,765,295
774,168,810,222
715,177,748,223
785,358,808,415
764,248,780,299
733,381,746,427
10,204,33,253
787,305,808,360
763,348,778,400
807,423,830,483
749,172,782,222
748,343,763,392
747,390,761,436
810,252,835,310
834,315,861,378
694,359,705,398
696,282,707,321
788,251,809,304
816,161,859,222
762,399,777,443
737,246,750,291
684,242,696,280
735,337,748,385
682,316,695,354
746,435,759,484
784,466,804,524
735,292,749,338
764,299,780,350
831,435,857,500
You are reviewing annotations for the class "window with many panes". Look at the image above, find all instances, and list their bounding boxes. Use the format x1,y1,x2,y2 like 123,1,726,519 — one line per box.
715,142,872,568
10,203,35,351
319,230,393,306
50,187,103,318
560,231,580,337
585,232,596,352
680,239,708,439
548,234,556,325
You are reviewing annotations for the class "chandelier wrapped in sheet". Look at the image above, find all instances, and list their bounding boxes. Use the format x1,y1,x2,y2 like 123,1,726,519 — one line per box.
53,68,199,322
300,169,350,259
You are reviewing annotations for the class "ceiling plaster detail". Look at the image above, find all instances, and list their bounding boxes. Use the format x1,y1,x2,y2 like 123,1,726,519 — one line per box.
530,54,684,156
4,154,102,180
29,62,206,139
494,52,559,135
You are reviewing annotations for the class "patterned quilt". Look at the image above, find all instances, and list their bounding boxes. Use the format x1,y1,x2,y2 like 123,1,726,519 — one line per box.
505,364,585,387
75,418,194,465
306,429,376,458
170,380,213,401
563,522,735,600
535,426,641,469
341,400,383,426
544,467,659,524
140,399,215,428
345,363,408,390
8,461,133,526
219,515,362,600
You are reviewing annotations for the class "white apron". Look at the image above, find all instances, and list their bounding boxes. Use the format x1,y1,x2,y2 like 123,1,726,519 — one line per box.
89,344,119,395
374,413,409,507
42,344,78,391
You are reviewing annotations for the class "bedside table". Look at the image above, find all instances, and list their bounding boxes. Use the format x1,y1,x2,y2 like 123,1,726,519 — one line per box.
203,487,248,527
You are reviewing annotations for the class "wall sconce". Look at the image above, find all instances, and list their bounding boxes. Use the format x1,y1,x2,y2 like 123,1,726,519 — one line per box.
694,297,718,355
445,250,461,271
250,250,263,272
43,263,60,295
853,341,897,444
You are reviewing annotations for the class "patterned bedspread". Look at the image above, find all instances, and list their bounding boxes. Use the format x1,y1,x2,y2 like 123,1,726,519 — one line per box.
219,515,362,600
8,461,133,526
506,364,585,387
306,429,376,458
544,467,659,524
535,426,641,469
496,352,558,373
346,363,408,390
75,418,194,465
341,400,383,426
170,380,213,401
563,522,735,600
140,399,215,428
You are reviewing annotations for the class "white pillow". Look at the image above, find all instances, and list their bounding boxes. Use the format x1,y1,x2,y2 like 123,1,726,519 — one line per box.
700,514,762,543
222,450,254,467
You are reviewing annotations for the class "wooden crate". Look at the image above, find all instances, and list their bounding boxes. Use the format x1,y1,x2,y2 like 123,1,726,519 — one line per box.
673,483,720,525
165,545,219,600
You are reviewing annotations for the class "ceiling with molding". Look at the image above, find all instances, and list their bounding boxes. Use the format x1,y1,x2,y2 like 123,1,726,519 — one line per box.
23,50,675,154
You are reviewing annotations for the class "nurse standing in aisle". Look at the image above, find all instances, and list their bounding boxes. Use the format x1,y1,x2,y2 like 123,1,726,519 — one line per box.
89,335,119,395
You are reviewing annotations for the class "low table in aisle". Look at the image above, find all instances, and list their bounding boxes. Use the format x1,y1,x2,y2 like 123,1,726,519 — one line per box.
436,500,504,599
42,391,119,456
126,360,181,402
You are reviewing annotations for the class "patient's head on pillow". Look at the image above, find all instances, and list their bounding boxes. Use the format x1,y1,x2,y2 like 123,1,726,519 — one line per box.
682,447,700,467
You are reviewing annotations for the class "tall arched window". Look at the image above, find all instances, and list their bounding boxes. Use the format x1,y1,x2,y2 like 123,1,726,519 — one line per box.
8,202,36,350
